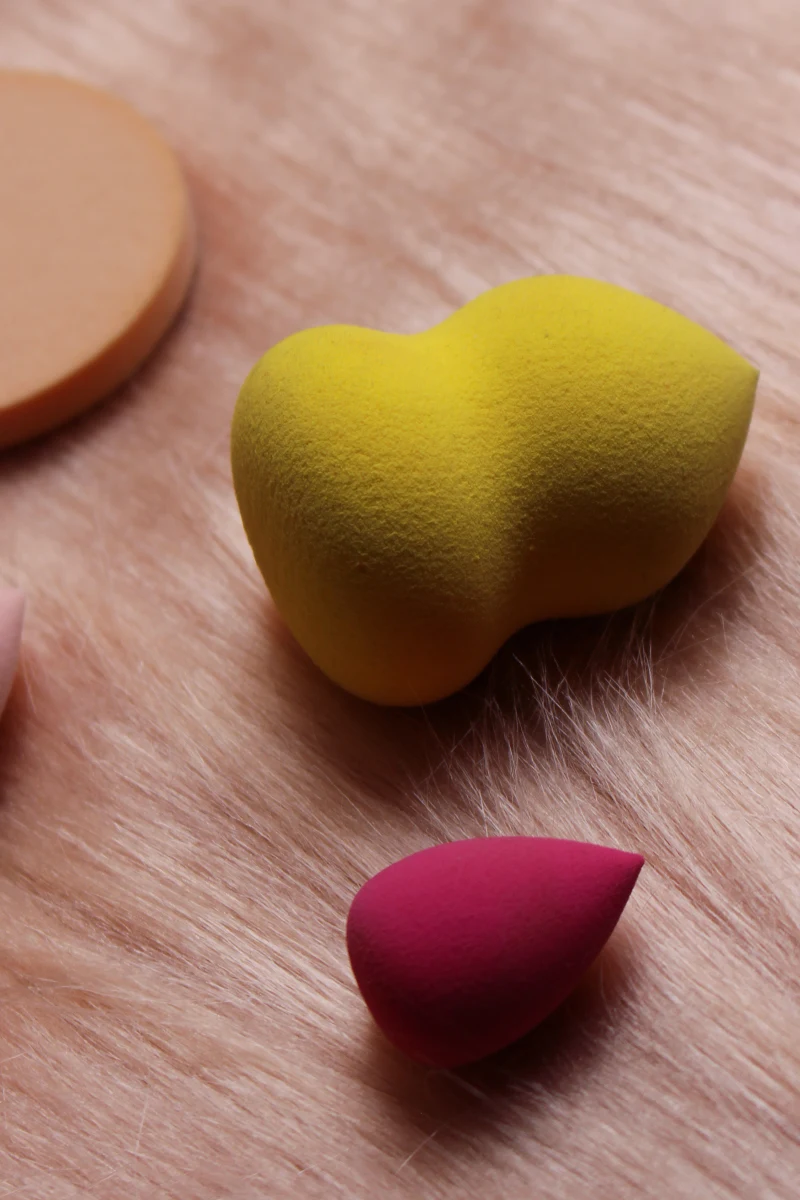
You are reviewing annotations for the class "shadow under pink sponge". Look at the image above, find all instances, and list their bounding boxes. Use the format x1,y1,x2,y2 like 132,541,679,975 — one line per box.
347,836,644,1068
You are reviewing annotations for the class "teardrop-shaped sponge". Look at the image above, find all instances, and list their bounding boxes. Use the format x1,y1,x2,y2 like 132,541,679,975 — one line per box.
347,837,644,1068
0,589,25,717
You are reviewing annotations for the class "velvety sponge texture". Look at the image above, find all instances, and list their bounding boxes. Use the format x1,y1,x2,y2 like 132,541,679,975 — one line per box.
347,837,645,1068
231,276,758,704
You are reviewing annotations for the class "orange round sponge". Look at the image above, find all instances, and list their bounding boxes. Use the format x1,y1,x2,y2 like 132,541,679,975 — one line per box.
0,71,195,447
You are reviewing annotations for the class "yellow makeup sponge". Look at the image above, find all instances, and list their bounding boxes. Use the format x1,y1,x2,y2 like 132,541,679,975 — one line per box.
231,276,757,705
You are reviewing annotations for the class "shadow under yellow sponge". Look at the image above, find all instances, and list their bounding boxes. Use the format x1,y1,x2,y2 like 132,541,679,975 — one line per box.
231,276,757,705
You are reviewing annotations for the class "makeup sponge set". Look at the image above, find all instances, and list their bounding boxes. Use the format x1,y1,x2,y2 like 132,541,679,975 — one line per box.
231,275,757,1065
231,275,757,705
0,75,756,1071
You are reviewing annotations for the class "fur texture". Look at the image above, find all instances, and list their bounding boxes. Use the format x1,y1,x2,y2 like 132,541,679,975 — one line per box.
0,1,798,1196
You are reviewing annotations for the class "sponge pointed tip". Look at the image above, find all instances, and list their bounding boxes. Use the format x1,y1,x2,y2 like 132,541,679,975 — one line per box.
597,843,646,889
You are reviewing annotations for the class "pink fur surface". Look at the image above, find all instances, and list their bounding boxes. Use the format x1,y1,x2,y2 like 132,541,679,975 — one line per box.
0,2,798,1197
0,590,24,716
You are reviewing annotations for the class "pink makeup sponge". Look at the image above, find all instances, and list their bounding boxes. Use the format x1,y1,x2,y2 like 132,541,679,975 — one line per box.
0,589,25,717
347,837,644,1068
